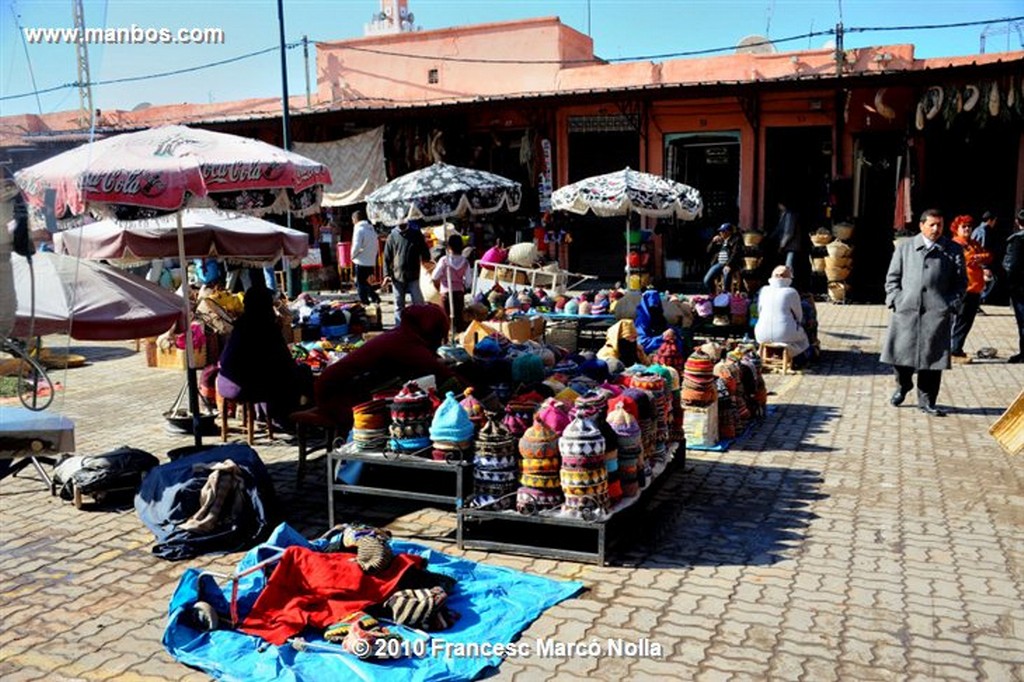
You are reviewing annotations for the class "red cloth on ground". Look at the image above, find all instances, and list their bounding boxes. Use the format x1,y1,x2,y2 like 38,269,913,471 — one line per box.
240,545,425,645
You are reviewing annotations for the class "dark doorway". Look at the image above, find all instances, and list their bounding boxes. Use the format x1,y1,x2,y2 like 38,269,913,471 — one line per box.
850,132,903,303
764,126,833,234
664,131,741,285
566,128,640,278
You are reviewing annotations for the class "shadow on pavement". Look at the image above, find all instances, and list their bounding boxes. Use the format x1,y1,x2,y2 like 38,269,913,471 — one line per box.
815,349,889,376
68,345,137,362
758,403,840,453
623,458,825,569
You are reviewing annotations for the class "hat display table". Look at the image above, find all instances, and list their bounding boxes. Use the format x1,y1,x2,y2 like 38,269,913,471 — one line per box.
457,440,684,565
326,441,471,535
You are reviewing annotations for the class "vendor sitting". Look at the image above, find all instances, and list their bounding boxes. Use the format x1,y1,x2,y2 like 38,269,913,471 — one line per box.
216,284,312,429
634,289,684,357
597,319,649,367
703,223,742,293
314,304,464,441
753,265,811,365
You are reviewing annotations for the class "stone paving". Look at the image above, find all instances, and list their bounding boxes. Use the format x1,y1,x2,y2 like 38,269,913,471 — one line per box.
1,303,1022,681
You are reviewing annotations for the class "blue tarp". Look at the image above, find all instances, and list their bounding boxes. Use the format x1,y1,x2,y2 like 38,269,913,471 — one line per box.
164,523,583,682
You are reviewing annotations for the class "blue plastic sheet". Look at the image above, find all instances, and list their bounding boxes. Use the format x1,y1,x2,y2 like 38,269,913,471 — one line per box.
164,524,583,681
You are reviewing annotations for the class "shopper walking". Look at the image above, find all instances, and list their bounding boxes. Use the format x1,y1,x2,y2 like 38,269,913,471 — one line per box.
382,219,432,326
949,214,992,360
350,210,380,306
881,208,966,416
1004,209,1024,363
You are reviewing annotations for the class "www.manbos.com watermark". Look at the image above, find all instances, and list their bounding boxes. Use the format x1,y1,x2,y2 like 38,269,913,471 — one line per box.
23,25,225,45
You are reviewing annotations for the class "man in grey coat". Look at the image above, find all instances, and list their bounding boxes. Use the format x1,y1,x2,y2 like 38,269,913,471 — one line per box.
881,208,966,416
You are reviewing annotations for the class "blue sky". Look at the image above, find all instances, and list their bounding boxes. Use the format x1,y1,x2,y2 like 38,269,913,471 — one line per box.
1,0,1021,117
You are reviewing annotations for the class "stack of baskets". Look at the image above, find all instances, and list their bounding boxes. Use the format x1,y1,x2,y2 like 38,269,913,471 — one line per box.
825,222,855,303
809,227,833,276
741,229,765,286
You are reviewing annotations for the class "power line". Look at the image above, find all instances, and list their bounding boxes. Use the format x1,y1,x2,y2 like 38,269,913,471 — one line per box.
3,15,1022,106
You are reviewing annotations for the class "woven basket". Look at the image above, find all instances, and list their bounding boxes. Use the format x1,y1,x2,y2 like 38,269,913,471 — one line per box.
811,257,827,273
743,257,762,271
826,240,853,258
827,281,851,302
825,265,852,281
989,388,1024,455
832,223,855,241
810,230,834,247
742,232,764,247
825,255,853,268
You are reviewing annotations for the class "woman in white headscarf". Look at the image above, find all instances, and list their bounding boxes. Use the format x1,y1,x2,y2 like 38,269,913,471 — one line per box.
754,265,810,359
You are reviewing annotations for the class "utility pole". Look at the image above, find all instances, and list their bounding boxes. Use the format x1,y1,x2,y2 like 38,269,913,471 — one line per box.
72,0,93,130
833,22,845,195
303,35,312,107
276,0,291,151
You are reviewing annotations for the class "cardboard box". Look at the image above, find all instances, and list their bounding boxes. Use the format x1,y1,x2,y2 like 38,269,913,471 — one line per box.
682,403,718,447
495,316,546,344
154,345,207,370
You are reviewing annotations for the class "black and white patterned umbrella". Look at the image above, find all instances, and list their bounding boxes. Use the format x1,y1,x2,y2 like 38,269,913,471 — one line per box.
365,162,522,226
552,167,702,220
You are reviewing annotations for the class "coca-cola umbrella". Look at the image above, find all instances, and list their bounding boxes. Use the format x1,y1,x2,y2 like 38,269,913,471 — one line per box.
53,209,309,267
10,251,185,340
551,167,702,282
14,125,331,444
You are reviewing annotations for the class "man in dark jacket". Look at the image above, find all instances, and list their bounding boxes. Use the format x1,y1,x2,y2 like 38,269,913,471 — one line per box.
881,208,966,416
1004,209,1024,363
702,223,742,293
381,220,432,326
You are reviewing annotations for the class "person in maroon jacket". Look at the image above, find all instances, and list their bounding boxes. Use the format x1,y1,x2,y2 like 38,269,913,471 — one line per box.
314,304,461,439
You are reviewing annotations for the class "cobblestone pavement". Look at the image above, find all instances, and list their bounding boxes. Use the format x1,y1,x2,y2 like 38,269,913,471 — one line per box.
1,304,1022,681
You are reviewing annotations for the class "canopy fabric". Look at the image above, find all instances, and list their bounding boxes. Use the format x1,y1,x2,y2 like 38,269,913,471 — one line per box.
13,125,332,221
365,162,522,227
53,209,309,267
10,251,184,340
551,167,703,220
294,127,387,207
164,523,583,682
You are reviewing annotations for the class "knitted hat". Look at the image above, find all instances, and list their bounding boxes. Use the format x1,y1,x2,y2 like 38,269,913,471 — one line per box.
511,353,545,385
653,330,684,372
578,300,593,315
475,416,516,456
579,358,610,383
430,392,475,444
564,299,579,315
608,393,639,421
459,388,487,431
537,397,572,434
683,350,715,381
519,416,559,460
559,416,606,458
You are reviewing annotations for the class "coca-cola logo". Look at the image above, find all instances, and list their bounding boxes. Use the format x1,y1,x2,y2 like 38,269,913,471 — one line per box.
203,162,284,185
82,170,166,198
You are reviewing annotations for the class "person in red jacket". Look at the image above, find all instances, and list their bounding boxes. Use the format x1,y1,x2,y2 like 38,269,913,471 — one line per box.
950,214,992,360
314,304,461,439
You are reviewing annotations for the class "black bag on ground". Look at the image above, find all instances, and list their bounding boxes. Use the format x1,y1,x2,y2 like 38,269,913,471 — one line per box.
52,446,160,502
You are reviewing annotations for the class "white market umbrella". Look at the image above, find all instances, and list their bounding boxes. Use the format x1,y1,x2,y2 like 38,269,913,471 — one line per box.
365,162,521,226
551,167,703,281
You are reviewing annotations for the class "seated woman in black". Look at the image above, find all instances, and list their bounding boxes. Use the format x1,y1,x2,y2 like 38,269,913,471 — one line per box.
216,284,311,428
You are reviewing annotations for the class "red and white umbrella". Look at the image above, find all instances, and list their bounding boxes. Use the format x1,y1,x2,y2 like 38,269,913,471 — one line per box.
13,125,331,444
15,125,331,220
53,209,309,267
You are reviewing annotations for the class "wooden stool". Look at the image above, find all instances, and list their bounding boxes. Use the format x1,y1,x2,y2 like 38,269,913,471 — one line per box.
216,394,274,445
759,342,792,374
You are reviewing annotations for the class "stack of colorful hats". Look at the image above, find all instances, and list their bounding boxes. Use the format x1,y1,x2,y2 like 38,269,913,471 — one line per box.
351,399,390,452
503,392,543,438
429,392,475,462
622,387,656,479
632,371,669,462
537,397,572,435
388,382,434,454
574,390,621,505
652,329,685,374
661,364,686,444
715,358,743,437
459,388,488,434
558,416,609,518
682,349,717,406
471,418,518,510
608,402,643,496
517,416,563,513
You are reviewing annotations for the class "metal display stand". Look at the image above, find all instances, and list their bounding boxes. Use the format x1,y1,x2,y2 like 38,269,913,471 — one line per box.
457,441,685,565
326,441,472,538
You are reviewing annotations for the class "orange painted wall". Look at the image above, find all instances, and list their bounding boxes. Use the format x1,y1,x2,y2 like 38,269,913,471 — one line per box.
316,17,594,104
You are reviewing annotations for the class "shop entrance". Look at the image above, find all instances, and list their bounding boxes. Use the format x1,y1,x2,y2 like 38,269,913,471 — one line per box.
663,131,741,285
763,126,833,235
566,121,640,280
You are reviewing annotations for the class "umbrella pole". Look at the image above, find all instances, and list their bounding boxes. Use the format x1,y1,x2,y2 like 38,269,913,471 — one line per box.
625,216,631,289
175,211,203,447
